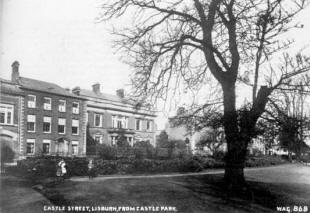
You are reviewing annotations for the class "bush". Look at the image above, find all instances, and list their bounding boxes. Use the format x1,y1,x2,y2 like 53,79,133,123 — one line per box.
10,156,89,179
193,154,225,169
97,144,117,160
91,158,203,175
212,150,225,161
245,155,286,167
299,154,310,163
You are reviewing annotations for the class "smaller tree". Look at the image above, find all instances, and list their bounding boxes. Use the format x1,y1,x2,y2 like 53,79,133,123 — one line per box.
86,124,97,155
196,128,225,156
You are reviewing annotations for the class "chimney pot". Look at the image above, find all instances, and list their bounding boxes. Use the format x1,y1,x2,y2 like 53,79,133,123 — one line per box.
72,86,81,95
11,61,20,83
92,83,100,94
116,89,124,98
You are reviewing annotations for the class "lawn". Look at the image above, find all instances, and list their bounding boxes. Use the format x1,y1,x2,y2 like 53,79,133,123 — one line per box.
38,164,310,213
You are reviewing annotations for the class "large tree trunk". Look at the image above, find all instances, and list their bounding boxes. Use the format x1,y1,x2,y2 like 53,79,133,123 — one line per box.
222,83,248,188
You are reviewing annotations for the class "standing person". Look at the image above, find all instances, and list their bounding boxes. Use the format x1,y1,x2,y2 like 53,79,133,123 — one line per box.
88,159,95,179
57,159,67,181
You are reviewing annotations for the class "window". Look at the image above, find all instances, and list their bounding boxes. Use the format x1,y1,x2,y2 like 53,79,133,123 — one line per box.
111,136,117,145
135,119,141,131
58,118,66,134
42,139,51,154
72,102,79,114
27,115,36,132
58,100,66,112
26,139,35,154
112,115,128,129
94,113,102,127
127,136,133,146
147,120,152,131
27,95,36,108
0,104,14,125
72,141,78,155
43,97,51,110
94,135,103,144
72,119,79,135
43,117,51,133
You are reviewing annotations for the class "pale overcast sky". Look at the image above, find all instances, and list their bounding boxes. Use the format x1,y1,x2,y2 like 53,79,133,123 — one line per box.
1,0,310,130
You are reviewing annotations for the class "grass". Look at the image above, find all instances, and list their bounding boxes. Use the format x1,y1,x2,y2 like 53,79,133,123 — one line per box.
40,175,277,213
38,164,310,213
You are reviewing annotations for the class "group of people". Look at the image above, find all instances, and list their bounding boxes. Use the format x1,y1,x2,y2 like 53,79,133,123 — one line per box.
55,158,95,181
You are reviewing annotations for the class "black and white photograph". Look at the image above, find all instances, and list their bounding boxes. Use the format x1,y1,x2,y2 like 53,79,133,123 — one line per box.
1,0,310,212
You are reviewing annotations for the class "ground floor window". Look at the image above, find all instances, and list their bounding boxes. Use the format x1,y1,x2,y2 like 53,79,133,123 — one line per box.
26,139,35,154
56,138,69,155
42,140,51,154
94,134,103,144
72,141,78,155
111,136,117,145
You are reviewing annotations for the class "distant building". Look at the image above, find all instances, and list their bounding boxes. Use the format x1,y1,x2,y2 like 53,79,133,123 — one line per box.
72,83,157,146
1,61,88,159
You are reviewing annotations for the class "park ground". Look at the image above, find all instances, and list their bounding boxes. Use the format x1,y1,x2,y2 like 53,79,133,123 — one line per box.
1,164,310,213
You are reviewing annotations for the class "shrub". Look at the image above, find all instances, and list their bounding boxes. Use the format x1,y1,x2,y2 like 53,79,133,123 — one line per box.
97,144,117,160
245,155,286,167
133,141,156,159
300,154,310,163
10,156,89,180
212,150,226,161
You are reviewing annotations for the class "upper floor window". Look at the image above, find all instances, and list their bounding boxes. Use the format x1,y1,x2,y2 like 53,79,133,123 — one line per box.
27,95,36,108
42,139,51,154
112,115,128,129
135,119,141,131
72,119,79,135
43,116,51,133
58,100,66,112
27,115,36,132
26,139,35,154
0,104,14,125
94,113,102,127
146,120,152,131
43,97,51,110
72,102,79,114
58,118,66,134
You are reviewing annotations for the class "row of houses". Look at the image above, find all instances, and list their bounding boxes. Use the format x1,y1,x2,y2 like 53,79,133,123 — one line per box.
0,61,156,162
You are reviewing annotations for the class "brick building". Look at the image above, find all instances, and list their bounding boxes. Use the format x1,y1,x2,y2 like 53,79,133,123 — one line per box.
0,78,24,162
72,83,157,147
7,61,87,157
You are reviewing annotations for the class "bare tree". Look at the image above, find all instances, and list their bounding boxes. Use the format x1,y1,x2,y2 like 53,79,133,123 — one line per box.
100,0,310,187
266,74,310,159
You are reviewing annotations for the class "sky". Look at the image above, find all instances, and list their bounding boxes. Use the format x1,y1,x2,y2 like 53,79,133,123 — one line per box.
1,0,310,130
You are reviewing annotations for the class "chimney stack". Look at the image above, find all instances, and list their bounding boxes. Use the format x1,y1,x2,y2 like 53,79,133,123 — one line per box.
11,61,20,83
72,86,81,95
92,83,100,94
116,89,124,98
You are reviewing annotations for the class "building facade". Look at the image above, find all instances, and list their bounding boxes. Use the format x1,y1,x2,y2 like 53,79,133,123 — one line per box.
72,83,157,146
0,78,24,162
1,61,88,158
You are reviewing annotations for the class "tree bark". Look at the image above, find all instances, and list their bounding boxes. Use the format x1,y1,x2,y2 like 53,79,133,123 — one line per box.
221,83,248,188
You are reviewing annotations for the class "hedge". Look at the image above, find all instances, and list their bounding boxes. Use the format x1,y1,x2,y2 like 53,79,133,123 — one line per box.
8,154,287,180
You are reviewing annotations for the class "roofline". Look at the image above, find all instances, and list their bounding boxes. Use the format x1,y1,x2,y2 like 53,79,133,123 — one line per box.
0,91,25,97
87,103,157,117
78,93,154,111
19,87,88,100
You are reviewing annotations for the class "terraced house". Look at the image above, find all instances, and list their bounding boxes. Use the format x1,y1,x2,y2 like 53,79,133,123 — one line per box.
72,83,157,147
1,61,88,159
